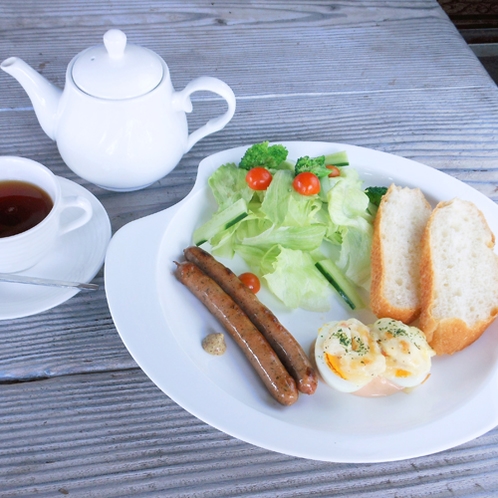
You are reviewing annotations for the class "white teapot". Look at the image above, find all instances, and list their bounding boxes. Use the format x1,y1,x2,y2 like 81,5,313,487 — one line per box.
1,29,236,191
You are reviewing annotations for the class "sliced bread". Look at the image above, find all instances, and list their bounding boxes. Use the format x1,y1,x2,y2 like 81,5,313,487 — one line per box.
419,198,498,355
370,184,432,323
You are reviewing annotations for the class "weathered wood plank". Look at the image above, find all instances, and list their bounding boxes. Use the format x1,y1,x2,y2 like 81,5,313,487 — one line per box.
1,369,498,497
0,0,447,31
0,11,489,110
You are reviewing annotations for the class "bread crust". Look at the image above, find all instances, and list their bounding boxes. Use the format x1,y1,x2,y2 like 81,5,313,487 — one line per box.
421,317,497,355
418,199,498,355
418,225,436,344
370,184,430,323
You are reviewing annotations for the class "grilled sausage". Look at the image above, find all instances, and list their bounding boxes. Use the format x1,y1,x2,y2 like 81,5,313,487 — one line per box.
175,261,299,406
183,246,318,395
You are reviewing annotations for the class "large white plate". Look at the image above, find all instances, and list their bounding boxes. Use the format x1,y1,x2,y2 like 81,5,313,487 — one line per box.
105,142,498,463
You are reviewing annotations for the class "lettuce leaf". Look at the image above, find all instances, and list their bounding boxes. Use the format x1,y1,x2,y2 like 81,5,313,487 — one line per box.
208,163,254,211
238,224,326,252
260,170,322,227
324,168,373,287
336,222,373,287
263,247,332,311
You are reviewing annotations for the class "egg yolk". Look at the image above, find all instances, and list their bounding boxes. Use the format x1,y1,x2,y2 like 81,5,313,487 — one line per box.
325,353,346,379
395,369,411,378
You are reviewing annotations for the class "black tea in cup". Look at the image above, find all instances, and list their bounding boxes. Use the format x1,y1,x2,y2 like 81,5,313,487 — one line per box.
0,180,54,237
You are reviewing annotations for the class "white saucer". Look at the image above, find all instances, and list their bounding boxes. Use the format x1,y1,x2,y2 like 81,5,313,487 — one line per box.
0,177,111,320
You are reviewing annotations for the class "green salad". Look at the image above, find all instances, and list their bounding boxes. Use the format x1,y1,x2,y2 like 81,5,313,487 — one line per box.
193,141,386,312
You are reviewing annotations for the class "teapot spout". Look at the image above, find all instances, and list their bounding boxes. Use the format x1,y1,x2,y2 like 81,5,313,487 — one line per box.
1,57,62,140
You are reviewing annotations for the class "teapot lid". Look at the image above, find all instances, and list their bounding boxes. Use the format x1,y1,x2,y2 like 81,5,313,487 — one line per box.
72,29,163,99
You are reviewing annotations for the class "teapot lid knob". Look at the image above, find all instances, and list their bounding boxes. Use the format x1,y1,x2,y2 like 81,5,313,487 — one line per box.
103,29,127,60
71,29,164,100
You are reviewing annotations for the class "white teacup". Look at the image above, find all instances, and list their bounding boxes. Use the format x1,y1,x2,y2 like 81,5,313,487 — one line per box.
0,156,93,273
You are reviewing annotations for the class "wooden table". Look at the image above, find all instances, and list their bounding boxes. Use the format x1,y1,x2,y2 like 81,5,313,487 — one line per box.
2,1,498,495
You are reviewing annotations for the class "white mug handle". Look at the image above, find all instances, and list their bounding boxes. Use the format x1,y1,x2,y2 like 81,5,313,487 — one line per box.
59,195,93,235
173,76,236,153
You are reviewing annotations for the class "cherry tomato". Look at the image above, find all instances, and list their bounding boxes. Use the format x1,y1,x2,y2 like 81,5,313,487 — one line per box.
326,165,341,177
246,167,272,190
292,172,320,195
238,272,261,293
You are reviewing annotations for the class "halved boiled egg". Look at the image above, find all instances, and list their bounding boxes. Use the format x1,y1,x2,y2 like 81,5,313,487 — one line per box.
370,318,435,389
315,318,386,393
315,317,435,396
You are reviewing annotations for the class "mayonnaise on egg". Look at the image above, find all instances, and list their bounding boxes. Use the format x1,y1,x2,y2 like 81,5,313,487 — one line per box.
315,318,435,396
370,318,435,389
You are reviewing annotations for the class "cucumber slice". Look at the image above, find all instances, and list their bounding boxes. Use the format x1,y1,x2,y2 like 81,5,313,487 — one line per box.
193,198,248,246
315,259,364,310
323,151,349,167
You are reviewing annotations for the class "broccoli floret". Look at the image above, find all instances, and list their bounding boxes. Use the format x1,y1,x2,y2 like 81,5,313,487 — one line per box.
294,151,349,179
239,141,288,170
295,155,330,178
364,186,388,207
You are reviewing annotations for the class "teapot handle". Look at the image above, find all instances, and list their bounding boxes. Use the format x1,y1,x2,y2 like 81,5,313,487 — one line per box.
173,76,236,152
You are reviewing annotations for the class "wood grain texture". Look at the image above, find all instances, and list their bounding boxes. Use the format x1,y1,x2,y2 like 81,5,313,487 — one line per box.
1,0,498,495
0,6,485,108
2,369,498,497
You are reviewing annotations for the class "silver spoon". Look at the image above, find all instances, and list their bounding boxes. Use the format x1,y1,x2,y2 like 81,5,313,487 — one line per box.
0,273,99,291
